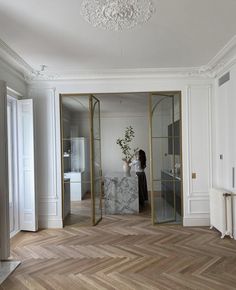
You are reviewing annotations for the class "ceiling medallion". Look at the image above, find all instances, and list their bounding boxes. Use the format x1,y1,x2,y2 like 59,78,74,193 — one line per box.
80,0,155,31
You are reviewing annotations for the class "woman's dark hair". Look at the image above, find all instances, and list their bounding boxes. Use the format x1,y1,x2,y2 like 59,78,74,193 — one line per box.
139,149,146,169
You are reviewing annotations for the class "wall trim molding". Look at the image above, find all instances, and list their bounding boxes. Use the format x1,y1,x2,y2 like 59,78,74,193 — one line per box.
38,218,63,229
183,217,210,227
0,35,236,82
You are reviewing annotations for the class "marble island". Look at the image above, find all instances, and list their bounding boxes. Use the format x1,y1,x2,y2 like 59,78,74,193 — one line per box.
104,172,139,214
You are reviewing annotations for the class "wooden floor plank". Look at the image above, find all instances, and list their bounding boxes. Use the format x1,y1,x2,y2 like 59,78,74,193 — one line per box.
1,213,236,290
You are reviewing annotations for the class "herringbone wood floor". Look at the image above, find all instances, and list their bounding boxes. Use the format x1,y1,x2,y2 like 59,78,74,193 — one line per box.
1,214,236,290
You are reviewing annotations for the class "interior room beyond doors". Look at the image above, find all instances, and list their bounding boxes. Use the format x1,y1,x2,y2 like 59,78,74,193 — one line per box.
60,92,182,226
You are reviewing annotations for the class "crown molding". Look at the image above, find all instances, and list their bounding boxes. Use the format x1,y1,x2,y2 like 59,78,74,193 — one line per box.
199,35,236,78
0,38,57,82
0,35,235,82
0,38,33,77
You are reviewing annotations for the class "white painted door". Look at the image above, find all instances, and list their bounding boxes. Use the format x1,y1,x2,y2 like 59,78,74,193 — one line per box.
18,99,38,231
7,101,14,233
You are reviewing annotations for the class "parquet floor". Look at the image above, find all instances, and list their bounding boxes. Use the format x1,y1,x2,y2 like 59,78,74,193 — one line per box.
64,194,92,227
1,214,236,289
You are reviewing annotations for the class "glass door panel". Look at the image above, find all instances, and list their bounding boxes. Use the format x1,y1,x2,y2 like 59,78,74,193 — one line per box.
152,95,173,138
90,95,102,225
150,93,182,224
153,181,176,223
152,137,173,180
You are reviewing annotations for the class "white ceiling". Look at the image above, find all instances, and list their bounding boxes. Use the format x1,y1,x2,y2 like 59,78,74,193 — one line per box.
0,0,236,72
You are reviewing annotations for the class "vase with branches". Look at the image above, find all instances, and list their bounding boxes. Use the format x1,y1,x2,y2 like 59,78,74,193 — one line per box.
116,126,139,173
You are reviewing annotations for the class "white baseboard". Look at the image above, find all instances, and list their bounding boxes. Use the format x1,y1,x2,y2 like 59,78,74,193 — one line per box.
10,229,20,239
38,218,63,229
183,217,210,227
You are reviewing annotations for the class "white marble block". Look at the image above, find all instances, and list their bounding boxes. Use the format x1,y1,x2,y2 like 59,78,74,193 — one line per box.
104,172,139,214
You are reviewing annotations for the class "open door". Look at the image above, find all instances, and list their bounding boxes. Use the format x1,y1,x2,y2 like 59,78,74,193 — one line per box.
149,93,182,225
90,95,102,225
18,99,37,231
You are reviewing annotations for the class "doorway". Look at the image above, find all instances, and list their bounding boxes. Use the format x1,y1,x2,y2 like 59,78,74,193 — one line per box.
60,91,182,226
60,94,102,226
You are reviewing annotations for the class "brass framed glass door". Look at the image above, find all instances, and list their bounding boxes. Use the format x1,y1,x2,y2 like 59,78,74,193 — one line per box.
60,94,102,227
149,92,182,224
90,95,102,225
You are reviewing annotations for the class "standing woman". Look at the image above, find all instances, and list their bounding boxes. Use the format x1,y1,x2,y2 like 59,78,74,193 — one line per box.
130,149,148,209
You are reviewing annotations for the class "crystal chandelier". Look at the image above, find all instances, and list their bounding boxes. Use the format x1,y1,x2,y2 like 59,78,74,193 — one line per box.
80,0,155,31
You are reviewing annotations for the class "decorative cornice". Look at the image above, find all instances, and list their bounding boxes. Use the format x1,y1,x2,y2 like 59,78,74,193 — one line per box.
0,38,33,76
0,35,235,82
199,35,236,78
24,70,59,82
0,38,59,81
29,67,211,81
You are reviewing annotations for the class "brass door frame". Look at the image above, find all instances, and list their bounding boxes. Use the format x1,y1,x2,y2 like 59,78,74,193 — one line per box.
60,91,182,227
149,92,183,225
89,94,102,226
59,94,65,222
60,93,103,226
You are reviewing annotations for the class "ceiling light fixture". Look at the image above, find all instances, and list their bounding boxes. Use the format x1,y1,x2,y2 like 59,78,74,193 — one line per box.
80,0,155,31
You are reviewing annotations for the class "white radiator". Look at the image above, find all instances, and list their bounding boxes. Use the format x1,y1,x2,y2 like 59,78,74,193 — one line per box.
210,188,234,239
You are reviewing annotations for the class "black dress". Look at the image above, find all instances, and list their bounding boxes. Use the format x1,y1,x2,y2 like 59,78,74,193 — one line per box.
136,171,148,207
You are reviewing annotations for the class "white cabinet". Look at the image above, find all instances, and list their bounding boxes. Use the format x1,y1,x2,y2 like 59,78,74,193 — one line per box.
64,172,82,201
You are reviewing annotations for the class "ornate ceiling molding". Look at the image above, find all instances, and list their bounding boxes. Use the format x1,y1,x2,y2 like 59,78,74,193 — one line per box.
201,35,236,78
0,38,33,80
0,38,59,81
0,35,235,82
80,0,155,31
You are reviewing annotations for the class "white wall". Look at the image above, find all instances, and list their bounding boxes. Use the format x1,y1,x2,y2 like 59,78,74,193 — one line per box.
183,85,212,226
212,63,236,238
27,76,213,228
101,113,150,185
64,111,149,185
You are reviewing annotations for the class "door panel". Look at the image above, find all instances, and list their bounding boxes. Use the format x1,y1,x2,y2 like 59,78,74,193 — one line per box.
18,99,37,231
90,95,102,225
153,180,176,223
150,93,182,224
